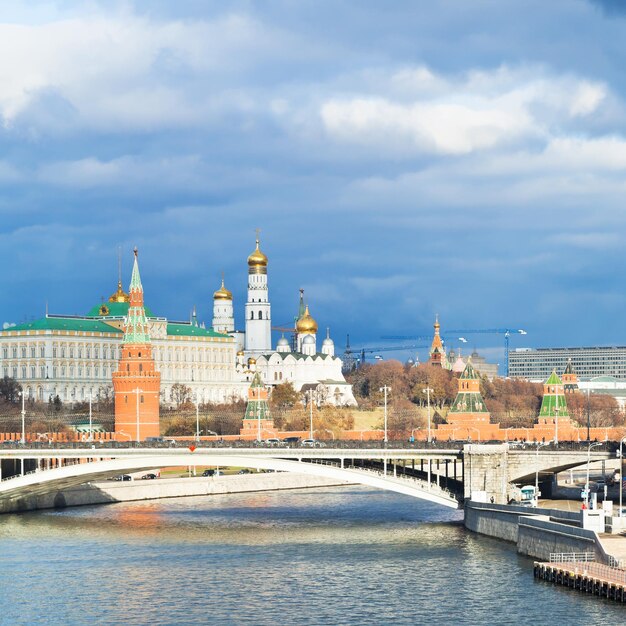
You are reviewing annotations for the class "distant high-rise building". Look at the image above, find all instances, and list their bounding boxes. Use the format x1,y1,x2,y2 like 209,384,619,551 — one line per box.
509,346,626,381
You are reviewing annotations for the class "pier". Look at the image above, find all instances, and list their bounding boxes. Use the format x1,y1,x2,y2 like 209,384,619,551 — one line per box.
534,553,626,602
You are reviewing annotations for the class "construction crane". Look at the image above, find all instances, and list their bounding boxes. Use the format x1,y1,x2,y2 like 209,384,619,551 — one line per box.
383,328,526,376
447,328,527,377
343,335,428,372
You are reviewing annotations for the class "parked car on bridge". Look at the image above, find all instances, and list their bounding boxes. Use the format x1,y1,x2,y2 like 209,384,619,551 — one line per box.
238,469,253,474
114,475,132,481
202,469,215,477
264,438,287,447
300,439,325,448
141,473,158,480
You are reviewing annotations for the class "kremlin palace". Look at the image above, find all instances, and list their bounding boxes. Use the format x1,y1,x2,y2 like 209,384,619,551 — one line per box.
0,238,355,407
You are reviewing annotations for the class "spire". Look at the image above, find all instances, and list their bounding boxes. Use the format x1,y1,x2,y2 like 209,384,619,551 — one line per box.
298,288,306,319
429,314,445,366
130,247,142,291
123,248,150,344
539,369,569,417
192,305,198,327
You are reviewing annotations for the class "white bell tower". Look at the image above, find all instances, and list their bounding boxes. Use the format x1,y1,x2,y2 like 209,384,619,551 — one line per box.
244,231,272,353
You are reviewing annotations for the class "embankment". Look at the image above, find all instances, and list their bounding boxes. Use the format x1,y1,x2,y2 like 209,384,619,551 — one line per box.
465,501,612,561
0,472,349,514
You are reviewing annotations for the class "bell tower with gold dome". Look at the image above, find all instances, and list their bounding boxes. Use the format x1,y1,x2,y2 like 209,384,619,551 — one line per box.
212,274,234,334
244,232,272,354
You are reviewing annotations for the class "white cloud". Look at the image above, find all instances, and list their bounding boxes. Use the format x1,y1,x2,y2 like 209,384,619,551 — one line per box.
318,66,608,156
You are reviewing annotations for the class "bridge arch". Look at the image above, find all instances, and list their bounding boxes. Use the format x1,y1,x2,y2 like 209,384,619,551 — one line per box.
0,454,460,510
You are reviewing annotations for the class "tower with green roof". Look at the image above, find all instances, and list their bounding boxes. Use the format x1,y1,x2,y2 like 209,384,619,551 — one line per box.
112,249,161,441
240,371,277,440
447,358,490,423
539,370,569,418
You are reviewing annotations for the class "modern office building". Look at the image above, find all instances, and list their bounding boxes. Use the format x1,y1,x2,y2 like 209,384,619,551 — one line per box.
509,346,626,381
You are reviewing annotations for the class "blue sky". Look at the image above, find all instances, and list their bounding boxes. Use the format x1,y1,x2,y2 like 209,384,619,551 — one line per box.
1,0,626,367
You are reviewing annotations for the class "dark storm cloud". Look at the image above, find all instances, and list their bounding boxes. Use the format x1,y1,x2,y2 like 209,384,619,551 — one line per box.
1,0,626,364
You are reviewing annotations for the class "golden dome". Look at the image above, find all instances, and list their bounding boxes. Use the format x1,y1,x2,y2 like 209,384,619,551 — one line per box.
247,237,268,273
108,280,130,303
296,305,318,334
214,277,232,301
237,350,245,356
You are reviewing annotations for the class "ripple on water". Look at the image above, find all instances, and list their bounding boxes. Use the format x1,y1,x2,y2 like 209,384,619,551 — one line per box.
0,487,623,626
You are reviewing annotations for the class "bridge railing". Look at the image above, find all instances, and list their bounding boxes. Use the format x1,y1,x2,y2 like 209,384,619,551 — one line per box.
305,458,459,501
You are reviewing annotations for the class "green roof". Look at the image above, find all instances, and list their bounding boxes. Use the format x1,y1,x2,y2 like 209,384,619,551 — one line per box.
4,317,123,334
86,301,155,318
166,323,231,339
545,370,562,385
460,360,480,380
539,393,569,418
450,392,489,413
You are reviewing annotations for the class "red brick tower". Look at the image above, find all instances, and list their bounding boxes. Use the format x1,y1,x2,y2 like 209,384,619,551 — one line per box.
429,315,445,367
113,249,161,441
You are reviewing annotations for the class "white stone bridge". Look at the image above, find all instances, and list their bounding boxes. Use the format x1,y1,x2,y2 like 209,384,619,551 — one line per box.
0,443,613,513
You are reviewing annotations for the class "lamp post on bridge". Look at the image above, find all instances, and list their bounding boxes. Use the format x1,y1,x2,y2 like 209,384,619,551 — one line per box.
422,387,433,444
618,436,626,518
535,441,552,506
380,386,391,444
585,441,603,509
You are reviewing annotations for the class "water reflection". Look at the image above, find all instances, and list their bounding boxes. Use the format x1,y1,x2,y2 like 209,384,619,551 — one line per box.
0,487,623,625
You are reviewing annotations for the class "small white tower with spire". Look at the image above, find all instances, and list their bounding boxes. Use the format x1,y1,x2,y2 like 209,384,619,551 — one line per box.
212,274,235,334
244,232,272,353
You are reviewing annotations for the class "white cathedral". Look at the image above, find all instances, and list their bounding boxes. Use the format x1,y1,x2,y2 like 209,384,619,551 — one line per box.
212,237,357,406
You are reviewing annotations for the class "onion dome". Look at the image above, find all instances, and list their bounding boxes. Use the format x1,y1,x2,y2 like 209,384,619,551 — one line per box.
213,277,232,301
108,280,130,303
296,305,318,334
248,236,268,274
237,350,245,356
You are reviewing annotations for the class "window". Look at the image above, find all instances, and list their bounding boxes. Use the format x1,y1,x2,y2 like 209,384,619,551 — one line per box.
40,367,45,378
61,348,65,358
21,366,26,378
12,348,17,358
30,347,35,358
21,348,26,358
125,395,128,404
53,347,57,358
140,395,144,403
69,348,74,358
2,348,6,358
40,347,45,358
139,364,143,372
30,366,35,378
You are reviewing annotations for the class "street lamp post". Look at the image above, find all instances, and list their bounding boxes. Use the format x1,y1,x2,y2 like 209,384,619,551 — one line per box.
19,391,25,445
88,391,93,442
380,385,391,444
308,389,315,440
195,397,200,443
535,441,552,506
423,387,433,443
554,386,560,446
586,388,591,443
135,387,142,443
619,436,626,518
585,441,603,508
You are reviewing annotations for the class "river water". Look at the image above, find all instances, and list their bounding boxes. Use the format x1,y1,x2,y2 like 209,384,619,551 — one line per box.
0,486,623,625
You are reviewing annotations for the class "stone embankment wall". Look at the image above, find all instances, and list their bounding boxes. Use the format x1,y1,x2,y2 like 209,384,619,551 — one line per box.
465,501,607,561
0,473,349,514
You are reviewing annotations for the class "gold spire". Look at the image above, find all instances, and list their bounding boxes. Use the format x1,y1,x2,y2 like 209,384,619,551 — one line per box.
247,230,268,273
296,304,318,334
213,274,233,301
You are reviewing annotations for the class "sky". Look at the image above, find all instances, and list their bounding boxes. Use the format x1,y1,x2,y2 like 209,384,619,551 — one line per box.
1,0,626,368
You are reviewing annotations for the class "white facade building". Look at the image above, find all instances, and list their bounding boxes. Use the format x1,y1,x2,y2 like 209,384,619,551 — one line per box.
0,281,247,405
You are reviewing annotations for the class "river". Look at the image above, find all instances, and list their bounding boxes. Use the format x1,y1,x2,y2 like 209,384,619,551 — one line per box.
0,486,623,625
